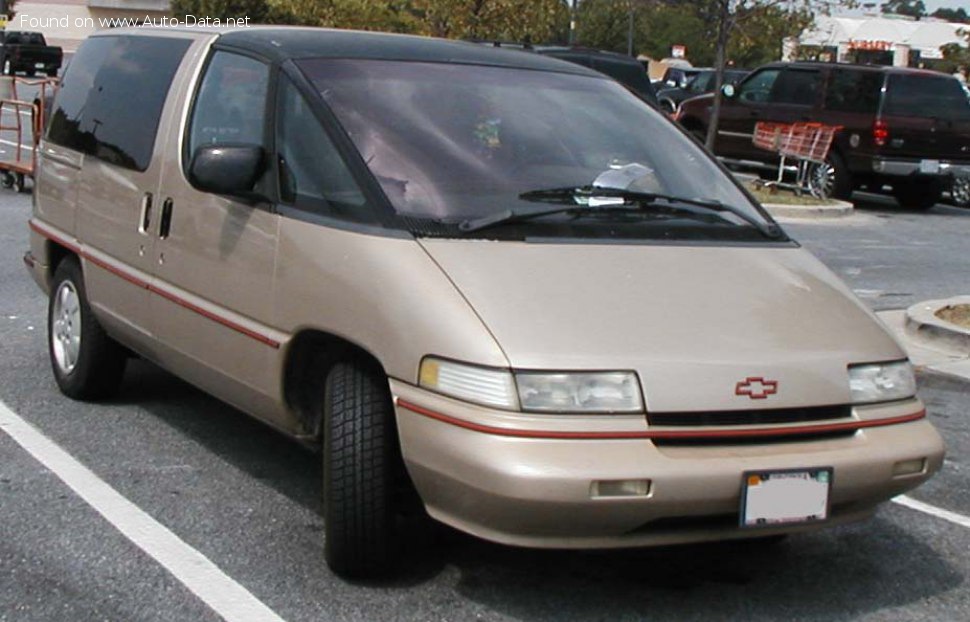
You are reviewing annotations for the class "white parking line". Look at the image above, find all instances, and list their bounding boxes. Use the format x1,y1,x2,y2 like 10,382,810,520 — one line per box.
893,495,970,529
0,399,288,622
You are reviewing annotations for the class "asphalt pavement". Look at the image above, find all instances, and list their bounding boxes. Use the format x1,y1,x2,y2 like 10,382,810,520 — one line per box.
1,189,969,622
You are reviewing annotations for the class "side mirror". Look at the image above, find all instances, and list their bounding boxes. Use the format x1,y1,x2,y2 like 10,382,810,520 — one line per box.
189,145,265,198
722,84,737,99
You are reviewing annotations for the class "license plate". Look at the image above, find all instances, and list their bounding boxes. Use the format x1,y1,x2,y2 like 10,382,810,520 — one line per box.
740,468,831,528
34,62,45,69
920,159,941,174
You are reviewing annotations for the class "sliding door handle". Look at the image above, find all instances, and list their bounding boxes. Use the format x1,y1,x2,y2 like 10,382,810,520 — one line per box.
138,192,153,234
159,198,174,239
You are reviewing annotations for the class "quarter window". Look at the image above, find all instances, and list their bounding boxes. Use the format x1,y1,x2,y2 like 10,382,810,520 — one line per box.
46,35,190,171
275,76,366,217
187,51,270,160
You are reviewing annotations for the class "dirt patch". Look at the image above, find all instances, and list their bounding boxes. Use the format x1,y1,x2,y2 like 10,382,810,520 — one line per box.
936,304,970,330
744,181,830,206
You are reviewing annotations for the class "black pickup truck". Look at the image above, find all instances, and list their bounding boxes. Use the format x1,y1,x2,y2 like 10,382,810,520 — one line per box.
0,31,63,77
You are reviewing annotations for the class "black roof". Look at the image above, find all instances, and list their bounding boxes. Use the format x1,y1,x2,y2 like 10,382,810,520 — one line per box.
216,27,602,77
760,60,947,77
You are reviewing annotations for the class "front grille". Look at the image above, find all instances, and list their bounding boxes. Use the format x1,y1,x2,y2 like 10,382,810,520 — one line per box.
652,429,857,447
647,404,851,427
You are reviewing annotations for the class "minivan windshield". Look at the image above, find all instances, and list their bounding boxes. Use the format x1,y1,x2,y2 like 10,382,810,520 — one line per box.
298,59,774,241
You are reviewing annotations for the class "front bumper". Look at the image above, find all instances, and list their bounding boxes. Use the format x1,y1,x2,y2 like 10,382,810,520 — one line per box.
872,157,970,178
392,380,944,549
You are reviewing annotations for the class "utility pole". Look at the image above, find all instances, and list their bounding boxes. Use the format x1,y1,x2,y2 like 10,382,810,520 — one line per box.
568,0,577,45
627,2,635,56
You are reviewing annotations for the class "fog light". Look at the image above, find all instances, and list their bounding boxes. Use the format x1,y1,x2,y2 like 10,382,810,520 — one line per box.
591,479,651,498
892,458,926,477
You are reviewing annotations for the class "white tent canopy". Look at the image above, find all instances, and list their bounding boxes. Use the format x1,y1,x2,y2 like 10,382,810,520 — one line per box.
801,15,967,60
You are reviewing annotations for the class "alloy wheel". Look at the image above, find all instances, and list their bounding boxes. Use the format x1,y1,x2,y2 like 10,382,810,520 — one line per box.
51,280,82,374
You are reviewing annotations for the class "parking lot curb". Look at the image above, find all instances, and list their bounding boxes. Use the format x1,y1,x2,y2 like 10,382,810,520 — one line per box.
761,199,854,219
906,297,970,354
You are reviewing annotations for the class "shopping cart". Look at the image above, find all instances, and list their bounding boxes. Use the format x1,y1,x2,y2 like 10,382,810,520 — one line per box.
752,121,842,198
0,75,58,193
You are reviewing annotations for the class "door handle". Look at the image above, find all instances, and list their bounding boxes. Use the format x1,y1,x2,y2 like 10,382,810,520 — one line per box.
159,198,174,239
138,192,153,234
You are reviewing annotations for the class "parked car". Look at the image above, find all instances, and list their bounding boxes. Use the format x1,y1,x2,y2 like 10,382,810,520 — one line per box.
677,61,970,209
27,28,943,578
481,42,658,106
656,68,748,114
0,31,62,77
655,65,703,90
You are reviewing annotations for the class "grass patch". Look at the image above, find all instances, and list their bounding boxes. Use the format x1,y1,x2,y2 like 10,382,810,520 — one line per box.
936,304,970,330
744,181,831,206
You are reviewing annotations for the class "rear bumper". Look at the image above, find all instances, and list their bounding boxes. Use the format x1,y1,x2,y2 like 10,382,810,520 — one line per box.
392,381,944,549
872,157,970,178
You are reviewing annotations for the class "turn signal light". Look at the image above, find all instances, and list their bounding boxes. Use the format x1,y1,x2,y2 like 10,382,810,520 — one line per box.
591,479,651,498
892,458,926,477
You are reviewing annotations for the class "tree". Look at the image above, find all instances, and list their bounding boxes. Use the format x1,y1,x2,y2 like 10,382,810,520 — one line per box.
171,0,272,23
880,0,925,19
932,7,969,24
408,0,568,41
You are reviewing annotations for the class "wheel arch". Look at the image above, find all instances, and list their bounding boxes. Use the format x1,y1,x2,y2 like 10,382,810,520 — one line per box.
43,239,76,289
282,328,390,441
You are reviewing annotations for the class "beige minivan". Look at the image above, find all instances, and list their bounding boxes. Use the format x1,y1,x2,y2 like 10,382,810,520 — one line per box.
25,27,944,578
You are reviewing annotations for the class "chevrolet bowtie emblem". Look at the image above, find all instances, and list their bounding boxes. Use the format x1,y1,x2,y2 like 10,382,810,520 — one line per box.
735,377,778,400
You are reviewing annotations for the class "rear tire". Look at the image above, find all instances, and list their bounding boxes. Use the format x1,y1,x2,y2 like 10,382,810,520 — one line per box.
950,176,970,207
48,257,127,400
323,360,400,578
893,180,942,211
809,151,852,200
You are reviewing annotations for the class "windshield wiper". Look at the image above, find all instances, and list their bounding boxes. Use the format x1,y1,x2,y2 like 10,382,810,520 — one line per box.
455,187,784,237
517,185,785,240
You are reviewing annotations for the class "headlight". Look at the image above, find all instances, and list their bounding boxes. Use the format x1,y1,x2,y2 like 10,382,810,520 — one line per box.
848,361,916,404
419,358,644,413
516,372,644,413
419,358,518,409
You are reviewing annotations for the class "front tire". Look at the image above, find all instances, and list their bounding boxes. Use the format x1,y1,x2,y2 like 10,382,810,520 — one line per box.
323,360,399,578
48,257,127,399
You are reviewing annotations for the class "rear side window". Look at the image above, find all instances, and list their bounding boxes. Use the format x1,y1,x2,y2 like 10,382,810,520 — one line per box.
47,36,190,171
770,69,821,106
883,74,970,120
825,69,883,114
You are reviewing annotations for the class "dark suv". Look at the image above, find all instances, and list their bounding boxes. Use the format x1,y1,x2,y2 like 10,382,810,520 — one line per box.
479,42,658,106
677,62,970,209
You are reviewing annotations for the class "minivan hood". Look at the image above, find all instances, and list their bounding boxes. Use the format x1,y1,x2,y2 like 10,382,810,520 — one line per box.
419,240,905,412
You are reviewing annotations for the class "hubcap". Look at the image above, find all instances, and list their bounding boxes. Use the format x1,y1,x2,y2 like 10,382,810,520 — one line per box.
952,177,970,207
810,161,836,199
51,281,82,374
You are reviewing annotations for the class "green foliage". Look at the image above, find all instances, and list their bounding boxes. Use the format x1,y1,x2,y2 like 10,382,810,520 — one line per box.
880,0,925,19
260,0,567,40
932,7,969,24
